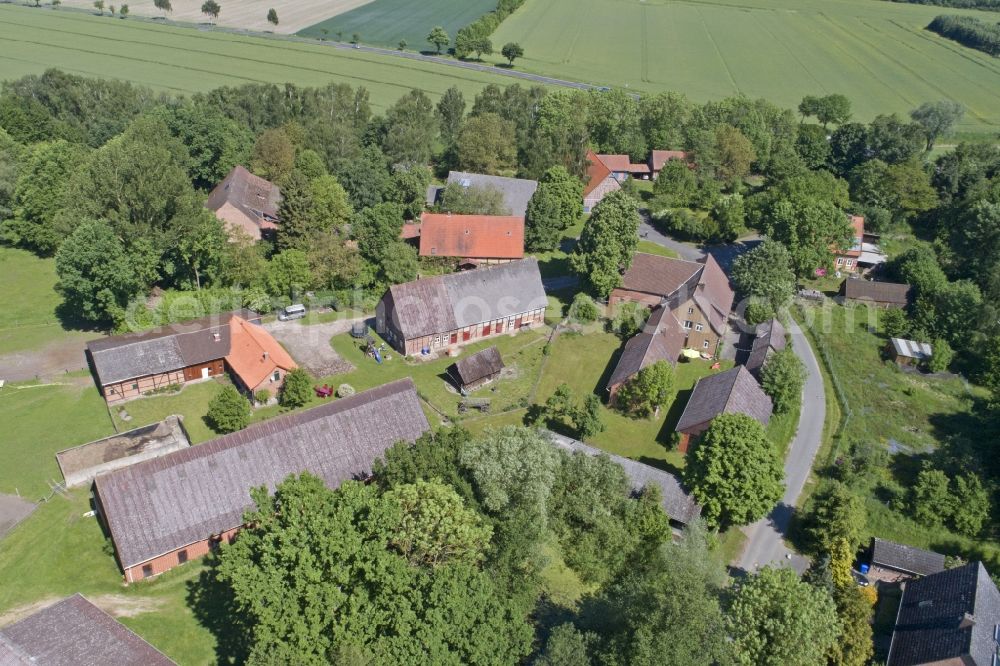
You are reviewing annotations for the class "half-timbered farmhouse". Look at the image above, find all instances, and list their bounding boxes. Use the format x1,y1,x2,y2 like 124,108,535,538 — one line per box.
376,258,547,356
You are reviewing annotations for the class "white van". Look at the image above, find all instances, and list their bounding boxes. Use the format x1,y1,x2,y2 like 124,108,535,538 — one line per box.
278,304,307,321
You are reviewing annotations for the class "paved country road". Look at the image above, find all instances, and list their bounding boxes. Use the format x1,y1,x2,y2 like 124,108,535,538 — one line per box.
735,320,826,575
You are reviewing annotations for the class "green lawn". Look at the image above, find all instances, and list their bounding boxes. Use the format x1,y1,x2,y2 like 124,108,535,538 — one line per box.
0,247,94,355
0,380,114,498
801,300,1000,564
298,0,497,51
493,0,1000,133
0,491,218,665
0,5,532,110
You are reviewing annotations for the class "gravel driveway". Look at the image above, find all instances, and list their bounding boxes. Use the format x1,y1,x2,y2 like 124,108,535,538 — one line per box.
264,316,369,377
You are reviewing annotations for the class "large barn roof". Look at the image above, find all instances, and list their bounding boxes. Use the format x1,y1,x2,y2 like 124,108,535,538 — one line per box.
675,366,772,433
871,538,945,577
385,258,547,340
95,379,429,571
607,306,685,389
445,171,538,217
842,279,912,306
205,165,280,228
0,594,175,665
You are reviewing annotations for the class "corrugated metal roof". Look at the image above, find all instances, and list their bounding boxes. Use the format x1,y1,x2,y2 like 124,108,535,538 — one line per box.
0,595,175,665
891,338,933,360
95,379,429,570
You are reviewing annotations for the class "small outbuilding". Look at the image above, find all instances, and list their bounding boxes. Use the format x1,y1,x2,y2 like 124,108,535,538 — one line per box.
840,279,912,308
867,537,945,585
448,346,504,392
674,366,772,453
889,337,933,366
744,318,786,378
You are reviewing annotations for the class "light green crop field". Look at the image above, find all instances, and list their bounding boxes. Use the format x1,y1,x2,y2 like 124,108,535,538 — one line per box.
0,5,524,109
493,0,1000,133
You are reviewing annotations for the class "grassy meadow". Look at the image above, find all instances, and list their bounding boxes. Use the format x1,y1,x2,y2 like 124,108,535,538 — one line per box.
494,0,1000,133
298,0,498,50
0,4,526,109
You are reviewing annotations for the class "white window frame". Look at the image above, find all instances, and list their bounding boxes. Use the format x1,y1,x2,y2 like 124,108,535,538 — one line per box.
682,320,693,330
695,323,704,332
703,340,710,349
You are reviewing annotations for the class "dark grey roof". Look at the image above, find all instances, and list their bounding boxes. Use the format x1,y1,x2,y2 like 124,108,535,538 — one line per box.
385,258,547,340
675,366,772,433
450,346,504,386
842,278,912,305
95,379,429,570
0,594,175,665
887,562,1000,666
446,171,539,217
607,306,685,389
745,318,786,375
86,311,260,386
543,431,701,525
872,538,946,577
205,165,280,221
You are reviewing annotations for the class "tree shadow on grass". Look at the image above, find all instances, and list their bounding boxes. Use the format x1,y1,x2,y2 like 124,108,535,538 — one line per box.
186,552,250,665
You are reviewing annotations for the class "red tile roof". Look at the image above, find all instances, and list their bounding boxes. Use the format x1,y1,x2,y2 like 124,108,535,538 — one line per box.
400,223,422,240
225,316,297,388
834,215,865,258
418,213,524,260
650,150,689,171
583,150,613,197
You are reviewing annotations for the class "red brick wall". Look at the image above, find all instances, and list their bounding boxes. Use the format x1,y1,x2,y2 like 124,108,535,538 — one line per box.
123,526,241,583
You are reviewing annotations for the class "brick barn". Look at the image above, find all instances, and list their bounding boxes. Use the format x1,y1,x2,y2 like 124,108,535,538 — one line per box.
86,311,295,404
605,305,686,406
94,379,429,583
376,258,547,356
610,253,735,358
674,366,772,453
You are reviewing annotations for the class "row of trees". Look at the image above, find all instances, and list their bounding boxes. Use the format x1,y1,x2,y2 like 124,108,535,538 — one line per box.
928,14,1000,56
208,425,846,665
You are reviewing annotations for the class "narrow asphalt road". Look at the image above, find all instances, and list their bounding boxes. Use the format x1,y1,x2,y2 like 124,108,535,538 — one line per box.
735,319,826,575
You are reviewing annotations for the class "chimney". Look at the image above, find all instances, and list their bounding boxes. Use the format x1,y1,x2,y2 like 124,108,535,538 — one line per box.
960,612,976,629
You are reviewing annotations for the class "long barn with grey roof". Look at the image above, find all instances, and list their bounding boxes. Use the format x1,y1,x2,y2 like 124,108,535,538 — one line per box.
427,171,538,217
0,594,175,665
94,379,429,582
544,430,701,527
376,258,547,356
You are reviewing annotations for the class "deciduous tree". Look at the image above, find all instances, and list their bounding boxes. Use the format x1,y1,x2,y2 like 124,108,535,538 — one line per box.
201,0,220,22
760,348,805,414
683,413,783,527
266,7,277,26
501,42,524,66
251,127,294,183
616,360,674,418
910,100,964,151
456,112,517,175
381,89,437,165
207,385,251,433
571,190,640,297
265,249,311,298
427,26,449,54
279,367,312,408
730,239,796,312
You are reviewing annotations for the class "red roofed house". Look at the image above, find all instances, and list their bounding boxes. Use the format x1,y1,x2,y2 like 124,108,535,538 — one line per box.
417,212,525,266
226,315,297,397
583,151,651,212
609,253,735,358
832,215,865,273
649,150,690,179
205,166,281,242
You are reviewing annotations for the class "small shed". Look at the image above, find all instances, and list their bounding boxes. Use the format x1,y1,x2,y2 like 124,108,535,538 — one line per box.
867,537,945,585
889,337,932,366
840,279,912,308
448,346,504,392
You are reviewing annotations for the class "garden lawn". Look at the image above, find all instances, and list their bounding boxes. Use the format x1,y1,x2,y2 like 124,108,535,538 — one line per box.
110,378,228,443
493,0,1000,133
325,327,550,423
0,491,218,665
801,300,1000,564
533,329,732,471
0,247,93,355
0,380,114,498
0,5,530,110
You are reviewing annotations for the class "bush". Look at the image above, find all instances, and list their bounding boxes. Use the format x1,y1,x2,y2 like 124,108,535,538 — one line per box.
744,300,775,326
927,338,954,373
928,15,1000,57
569,293,600,323
760,348,807,414
337,383,355,398
280,367,313,408
609,301,647,338
207,385,251,433
254,388,271,404
880,307,910,339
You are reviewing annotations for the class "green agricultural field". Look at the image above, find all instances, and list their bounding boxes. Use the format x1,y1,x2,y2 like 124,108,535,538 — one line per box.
493,0,1000,133
299,0,498,51
0,5,524,109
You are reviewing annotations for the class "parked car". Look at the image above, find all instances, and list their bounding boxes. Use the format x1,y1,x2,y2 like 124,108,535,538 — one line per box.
278,304,307,321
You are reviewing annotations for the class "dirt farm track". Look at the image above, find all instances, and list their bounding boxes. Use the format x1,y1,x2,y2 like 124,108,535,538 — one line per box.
54,0,372,33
